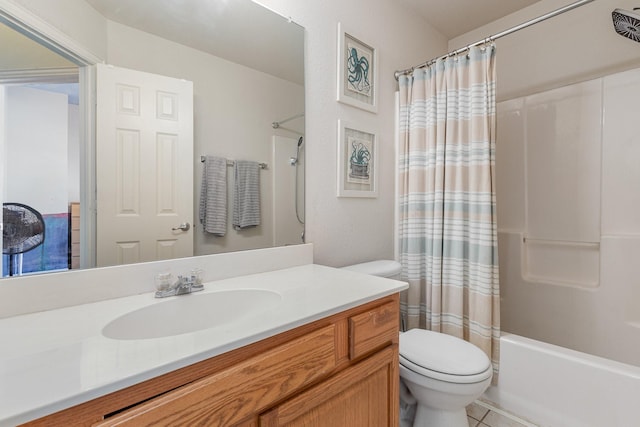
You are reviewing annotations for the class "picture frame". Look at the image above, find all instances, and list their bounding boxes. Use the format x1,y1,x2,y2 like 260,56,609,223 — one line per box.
337,120,378,198
337,23,378,113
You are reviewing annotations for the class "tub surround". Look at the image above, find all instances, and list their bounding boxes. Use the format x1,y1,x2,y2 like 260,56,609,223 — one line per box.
0,255,407,426
496,67,640,368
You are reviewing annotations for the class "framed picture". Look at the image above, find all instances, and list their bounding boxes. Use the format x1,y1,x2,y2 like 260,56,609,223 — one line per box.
337,23,377,113
337,120,378,198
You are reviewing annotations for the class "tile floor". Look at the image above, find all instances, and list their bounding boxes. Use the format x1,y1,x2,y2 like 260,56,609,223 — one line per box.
467,400,539,427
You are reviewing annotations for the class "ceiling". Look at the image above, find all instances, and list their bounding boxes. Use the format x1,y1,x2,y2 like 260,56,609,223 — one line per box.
84,0,544,82
2,0,544,83
85,0,304,85
398,0,543,39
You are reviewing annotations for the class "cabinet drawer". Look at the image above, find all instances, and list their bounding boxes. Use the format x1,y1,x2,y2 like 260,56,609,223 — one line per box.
95,325,337,426
349,301,398,360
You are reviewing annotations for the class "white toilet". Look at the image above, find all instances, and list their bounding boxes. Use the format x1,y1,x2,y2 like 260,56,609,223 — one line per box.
342,260,493,427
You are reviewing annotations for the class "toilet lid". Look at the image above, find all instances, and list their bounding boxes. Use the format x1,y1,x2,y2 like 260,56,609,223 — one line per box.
341,260,401,278
400,329,492,379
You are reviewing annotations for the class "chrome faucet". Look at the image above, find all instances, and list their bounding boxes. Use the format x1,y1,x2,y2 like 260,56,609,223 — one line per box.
155,271,204,298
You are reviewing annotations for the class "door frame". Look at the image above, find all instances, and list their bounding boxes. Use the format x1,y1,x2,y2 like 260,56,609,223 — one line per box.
0,0,102,269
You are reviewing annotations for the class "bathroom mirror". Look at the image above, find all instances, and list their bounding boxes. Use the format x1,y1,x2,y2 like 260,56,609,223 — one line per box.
0,0,304,278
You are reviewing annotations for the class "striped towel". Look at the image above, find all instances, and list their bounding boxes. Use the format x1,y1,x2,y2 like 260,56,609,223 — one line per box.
233,160,261,230
199,156,227,236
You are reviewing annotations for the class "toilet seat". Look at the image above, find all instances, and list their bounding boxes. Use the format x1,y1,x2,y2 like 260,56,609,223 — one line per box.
399,329,493,384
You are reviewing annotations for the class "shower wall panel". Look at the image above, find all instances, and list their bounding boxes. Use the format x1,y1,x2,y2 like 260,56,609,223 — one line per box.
524,81,601,244
496,67,640,367
602,69,640,236
272,135,304,247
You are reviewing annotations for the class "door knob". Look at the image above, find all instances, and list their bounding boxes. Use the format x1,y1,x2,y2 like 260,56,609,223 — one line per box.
172,222,190,231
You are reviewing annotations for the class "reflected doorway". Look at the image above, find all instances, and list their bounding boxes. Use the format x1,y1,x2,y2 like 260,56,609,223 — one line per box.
0,18,83,276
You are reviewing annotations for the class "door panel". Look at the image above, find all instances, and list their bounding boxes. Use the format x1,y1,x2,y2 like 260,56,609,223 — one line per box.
96,64,193,266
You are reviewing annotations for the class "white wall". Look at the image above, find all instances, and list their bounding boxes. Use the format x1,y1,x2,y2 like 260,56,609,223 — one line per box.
8,0,447,266
0,86,4,210
450,0,640,102
4,86,68,214
9,0,107,60
89,0,448,265
0,24,75,70
254,0,447,266
104,20,304,256
67,103,79,203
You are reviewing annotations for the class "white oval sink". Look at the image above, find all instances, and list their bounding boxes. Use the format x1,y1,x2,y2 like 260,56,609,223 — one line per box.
102,289,281,340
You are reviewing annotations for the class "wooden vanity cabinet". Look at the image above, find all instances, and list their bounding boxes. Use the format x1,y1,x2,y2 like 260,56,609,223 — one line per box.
22,294,400,427
260,346,397,426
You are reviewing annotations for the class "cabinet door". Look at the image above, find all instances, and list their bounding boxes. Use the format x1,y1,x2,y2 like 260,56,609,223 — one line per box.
260,346,397,427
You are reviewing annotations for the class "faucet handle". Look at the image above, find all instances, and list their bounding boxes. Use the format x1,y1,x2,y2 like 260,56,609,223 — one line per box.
191,268,204,290
155,272,173,292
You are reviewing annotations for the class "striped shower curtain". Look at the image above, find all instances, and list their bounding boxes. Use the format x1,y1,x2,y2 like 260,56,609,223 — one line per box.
397,45,500,377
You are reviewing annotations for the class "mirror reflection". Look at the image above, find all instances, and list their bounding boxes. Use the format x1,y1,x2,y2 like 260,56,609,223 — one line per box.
0,0,304,278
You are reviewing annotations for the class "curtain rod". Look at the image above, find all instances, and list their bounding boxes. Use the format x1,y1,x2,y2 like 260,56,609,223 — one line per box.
272,112,304,129
394,0,595,80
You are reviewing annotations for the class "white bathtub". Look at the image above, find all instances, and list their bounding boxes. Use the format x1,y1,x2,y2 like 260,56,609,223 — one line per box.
483,334,640,427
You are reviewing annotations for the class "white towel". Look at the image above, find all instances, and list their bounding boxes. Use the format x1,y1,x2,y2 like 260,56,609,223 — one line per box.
233,160,261,230
199,156,227,236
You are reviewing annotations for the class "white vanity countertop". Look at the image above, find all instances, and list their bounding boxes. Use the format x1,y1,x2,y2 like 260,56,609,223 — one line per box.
0,264,407,426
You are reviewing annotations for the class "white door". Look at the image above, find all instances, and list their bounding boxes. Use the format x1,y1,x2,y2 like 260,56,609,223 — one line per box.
96,64,193,267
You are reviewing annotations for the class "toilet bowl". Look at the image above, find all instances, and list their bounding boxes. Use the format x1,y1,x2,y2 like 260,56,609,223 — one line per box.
342,260,493,427
400,328,492,426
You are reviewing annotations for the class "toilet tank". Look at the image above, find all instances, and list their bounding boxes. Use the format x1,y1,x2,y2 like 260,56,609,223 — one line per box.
341,260,402,279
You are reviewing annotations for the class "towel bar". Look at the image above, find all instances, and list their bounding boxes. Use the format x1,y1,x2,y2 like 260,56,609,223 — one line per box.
523,237,600,248
200,156,267,169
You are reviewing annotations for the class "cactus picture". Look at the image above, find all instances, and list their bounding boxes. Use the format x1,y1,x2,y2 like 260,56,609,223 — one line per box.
338,121,377,198
348,138,371,182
